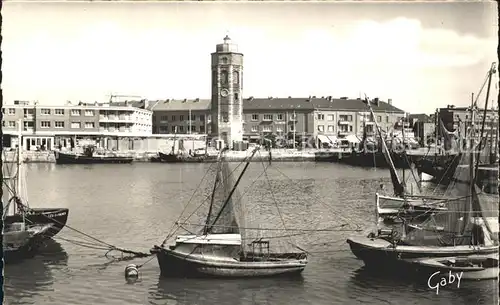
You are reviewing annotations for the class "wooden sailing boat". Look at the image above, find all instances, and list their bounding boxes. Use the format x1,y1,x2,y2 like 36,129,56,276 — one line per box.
3,121,55,262
346,96,499,270
353,98,448,221
151,147,308,277
3,121,69,239
153,127,210,163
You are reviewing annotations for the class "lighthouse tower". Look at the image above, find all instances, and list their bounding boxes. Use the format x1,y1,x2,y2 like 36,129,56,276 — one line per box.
210,35,244,150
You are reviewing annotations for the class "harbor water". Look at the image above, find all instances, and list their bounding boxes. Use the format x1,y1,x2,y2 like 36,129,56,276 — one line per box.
4,162,498,305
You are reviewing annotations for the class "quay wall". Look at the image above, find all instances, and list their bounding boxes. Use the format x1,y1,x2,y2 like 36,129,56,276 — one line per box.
1,148,348,163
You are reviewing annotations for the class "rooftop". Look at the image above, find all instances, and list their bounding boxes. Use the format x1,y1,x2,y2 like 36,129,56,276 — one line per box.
409,113,432,123
149,96,406,113
150,99,211,111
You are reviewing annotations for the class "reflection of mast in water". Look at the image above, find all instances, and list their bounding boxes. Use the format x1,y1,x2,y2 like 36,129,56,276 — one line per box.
4,239,68,302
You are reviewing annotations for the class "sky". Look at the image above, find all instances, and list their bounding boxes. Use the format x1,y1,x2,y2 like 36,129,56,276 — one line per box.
2,1,498,114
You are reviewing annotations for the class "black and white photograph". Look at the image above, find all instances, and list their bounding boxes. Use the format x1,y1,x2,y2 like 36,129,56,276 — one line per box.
0,1,498,305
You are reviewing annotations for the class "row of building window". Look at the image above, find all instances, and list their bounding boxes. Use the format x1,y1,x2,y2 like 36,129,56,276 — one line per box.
3,120,98,129
159,115,205,122
41,121,96,129
159,125,206,133
247,125,356,133
3,108,142,117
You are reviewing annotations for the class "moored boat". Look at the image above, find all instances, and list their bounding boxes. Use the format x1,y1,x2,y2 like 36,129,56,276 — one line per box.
151,147,308,278
54,145,134,164
4,205,69,239
152,234,307,278
375,193,448,220
2,124,69,240
152,151,210,163
3,221,54,263
400,253,499,280
347,95,499,271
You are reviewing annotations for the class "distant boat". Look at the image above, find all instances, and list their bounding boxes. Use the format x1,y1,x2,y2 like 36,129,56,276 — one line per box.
3,125,69,240
151,147,308,278
152,151,210,163
54,145,134,164
401,253,498,281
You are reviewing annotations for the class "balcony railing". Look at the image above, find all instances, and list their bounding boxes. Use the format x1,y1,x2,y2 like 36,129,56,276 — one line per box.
24,114,34,120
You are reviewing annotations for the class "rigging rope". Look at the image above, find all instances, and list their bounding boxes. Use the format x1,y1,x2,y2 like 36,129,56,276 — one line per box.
163,152,257,243
257,150,300,251
269,165,364,232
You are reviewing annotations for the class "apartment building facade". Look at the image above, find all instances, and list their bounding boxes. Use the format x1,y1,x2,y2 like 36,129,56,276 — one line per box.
150,99,210,135
1,100,153,150
150,96,406,147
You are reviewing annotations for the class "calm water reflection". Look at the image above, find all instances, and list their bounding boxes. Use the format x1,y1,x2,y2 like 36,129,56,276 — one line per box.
3,162,497,305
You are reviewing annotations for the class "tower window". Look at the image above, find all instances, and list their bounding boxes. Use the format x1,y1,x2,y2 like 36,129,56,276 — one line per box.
234,93,239,100
233,71,239,85
221,70,228,85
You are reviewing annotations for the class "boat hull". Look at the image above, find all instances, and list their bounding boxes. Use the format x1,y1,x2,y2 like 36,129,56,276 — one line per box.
153,152,213,163
153,246,307,278
4,208,69,239
403,255,499,280
54,151,134,164
3,224,54,264
346,236,499,271
334,151,411,169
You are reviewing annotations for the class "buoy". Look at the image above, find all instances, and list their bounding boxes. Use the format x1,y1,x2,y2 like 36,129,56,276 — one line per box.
125,264,139,281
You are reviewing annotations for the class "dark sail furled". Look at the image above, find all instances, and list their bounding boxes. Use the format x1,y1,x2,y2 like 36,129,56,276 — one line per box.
438,119,459,152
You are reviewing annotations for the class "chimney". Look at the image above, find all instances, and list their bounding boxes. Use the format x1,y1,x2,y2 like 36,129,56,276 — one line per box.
388,99,392,105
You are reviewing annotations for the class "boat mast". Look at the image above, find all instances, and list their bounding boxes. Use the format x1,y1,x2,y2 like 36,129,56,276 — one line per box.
16,119,23,219
434,108,438,158
469,94,476,219
401,114,406,190
206,147,259,233
172,126,178,154
203,150,223,235
364,96,404,197
473,62,495,183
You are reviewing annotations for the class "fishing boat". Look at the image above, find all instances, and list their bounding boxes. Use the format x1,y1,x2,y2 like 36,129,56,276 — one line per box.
347,96,499,270
3,122,69,239
3,221,54,263
151,147,308,278
352,99,450,222
54,145,134,164
152,151,210,163
151,132,212,163
401,253,499,280
375,193,447,220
